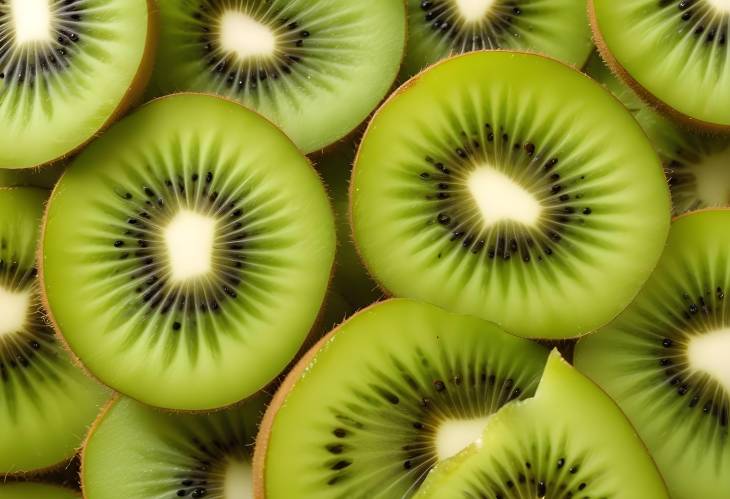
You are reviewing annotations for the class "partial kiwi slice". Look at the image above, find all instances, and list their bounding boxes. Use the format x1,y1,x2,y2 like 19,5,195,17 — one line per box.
414,350,669,499
82,394,266,499
0,483,79,499
590,0,730,128
149,0,406,153
575,210,730,499
0,163,65,189
403,0,593,77
254,299,550,498
0,0,156,169
351,51,671,339
41,94,336,411
0,187,109,474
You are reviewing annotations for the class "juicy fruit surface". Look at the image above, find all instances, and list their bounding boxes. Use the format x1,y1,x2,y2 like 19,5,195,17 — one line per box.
415,351,669,499
0,483,79,499
0,0,152,168
260,299,549,498
352,51,670,339
41,94,335,411
151,0,406,153
0,187,109,474
575,210,730,499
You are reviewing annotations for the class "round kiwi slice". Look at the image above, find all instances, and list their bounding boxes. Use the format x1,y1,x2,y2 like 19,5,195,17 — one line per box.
403,0,593,77
575,210,730,499
41,93,336,411
351,51,671,340
0,0,156,169
0,483,79,499
0,187,109,474
414,350,669,499
254,299,550,498
590,0,730,129
149,0,406,154
82,394,266,499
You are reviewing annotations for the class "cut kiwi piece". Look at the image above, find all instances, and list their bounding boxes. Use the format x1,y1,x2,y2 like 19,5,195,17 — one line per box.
575,210,730,499
82,394,266,499
0,187,110,474
414,350,669,498
591,0,730,129
41,94,336,411
149,0,405,154
0,0,156,169
351,51,671,339
403,0,593,77
0,483,79,499
254,299,550,498
0,162,65,189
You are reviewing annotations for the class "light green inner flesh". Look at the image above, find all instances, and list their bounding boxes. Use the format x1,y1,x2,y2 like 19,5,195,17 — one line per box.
0,482,79,499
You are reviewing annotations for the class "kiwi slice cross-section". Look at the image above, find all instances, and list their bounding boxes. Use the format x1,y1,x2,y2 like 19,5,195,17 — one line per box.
414,350,669,499
351,51,671,340
0,483,79,499
41,94,336,411
0,0,156,169
403,0,592,77
575,210,730,499
254,299,550,498
0,187,110,474
150,0,406,153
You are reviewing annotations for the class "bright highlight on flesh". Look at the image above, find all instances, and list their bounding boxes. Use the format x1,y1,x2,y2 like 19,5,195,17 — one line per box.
693,151,730,207
0,286,30,337
10,0,52,44
688,329,730,393
468,166,542,228
164,210,216,282
455,0,495,22
220,10,277,59
224,459,253,498
707,0,730,13
435,416,490,461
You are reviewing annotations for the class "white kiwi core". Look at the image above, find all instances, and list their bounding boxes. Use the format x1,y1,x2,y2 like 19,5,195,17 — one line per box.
11,0,52,44
688,329,730,393
219,11,276,59
454,0,496,22
435,416,491,461
164,210,216,282
0,286,30,337
692,149,730,207
706,0,730,14
224,458,254,498
468,166,542,228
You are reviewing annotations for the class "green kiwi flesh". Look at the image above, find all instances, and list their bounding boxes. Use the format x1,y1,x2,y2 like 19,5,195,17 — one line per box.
414,350,669,498
0,187,110,474
0,163,65,189
258,299,550,498
351,51,671,339
575,210,730,499
0,0,155,169
150,0,406,153
0,483,79,499
41,94,336,411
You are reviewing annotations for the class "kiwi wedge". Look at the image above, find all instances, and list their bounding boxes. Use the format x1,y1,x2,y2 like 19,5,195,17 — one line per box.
0,483,79,499
575,210,730,499
254,299,550,498
0,0,156,169
351,51,671,340
0,187,109,474
82,394,265,499
149,0,406,154
403,0,593,77
41,94,336,411
414,350,669,498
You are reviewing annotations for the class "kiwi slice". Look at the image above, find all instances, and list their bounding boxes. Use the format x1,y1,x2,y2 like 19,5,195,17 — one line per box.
0,187,109,474
351,51,671,340
590,0,730,129
0,162,65,189
403,0,593,77
82,394,265,499
413,350,669,498
0,0,156,169
575,210,730,499
254,299,550,498
149,0,405,154
0,483,79,499
41,94,336,411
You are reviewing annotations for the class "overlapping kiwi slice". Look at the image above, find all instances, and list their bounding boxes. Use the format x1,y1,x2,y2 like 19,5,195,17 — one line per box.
351,51,671,339
414,350,669,499
82,394,266,499
41,94,336,411
575,210,730,499
0,483,79,499
403,0,592,77
0,0,156,169
149,0,406,153
254,299,550,498
591,0,730,128
0,187,109,474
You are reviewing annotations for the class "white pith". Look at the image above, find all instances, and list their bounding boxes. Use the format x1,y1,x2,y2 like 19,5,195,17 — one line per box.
224,458,254,498
468,166,542,228
11,0,52,44
706,0,730,14
435,416,491,461
688,329,730,394
219,11,276,59
692,150,730,207
164,210,216,282
454,0,496,22
0,286,30,337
